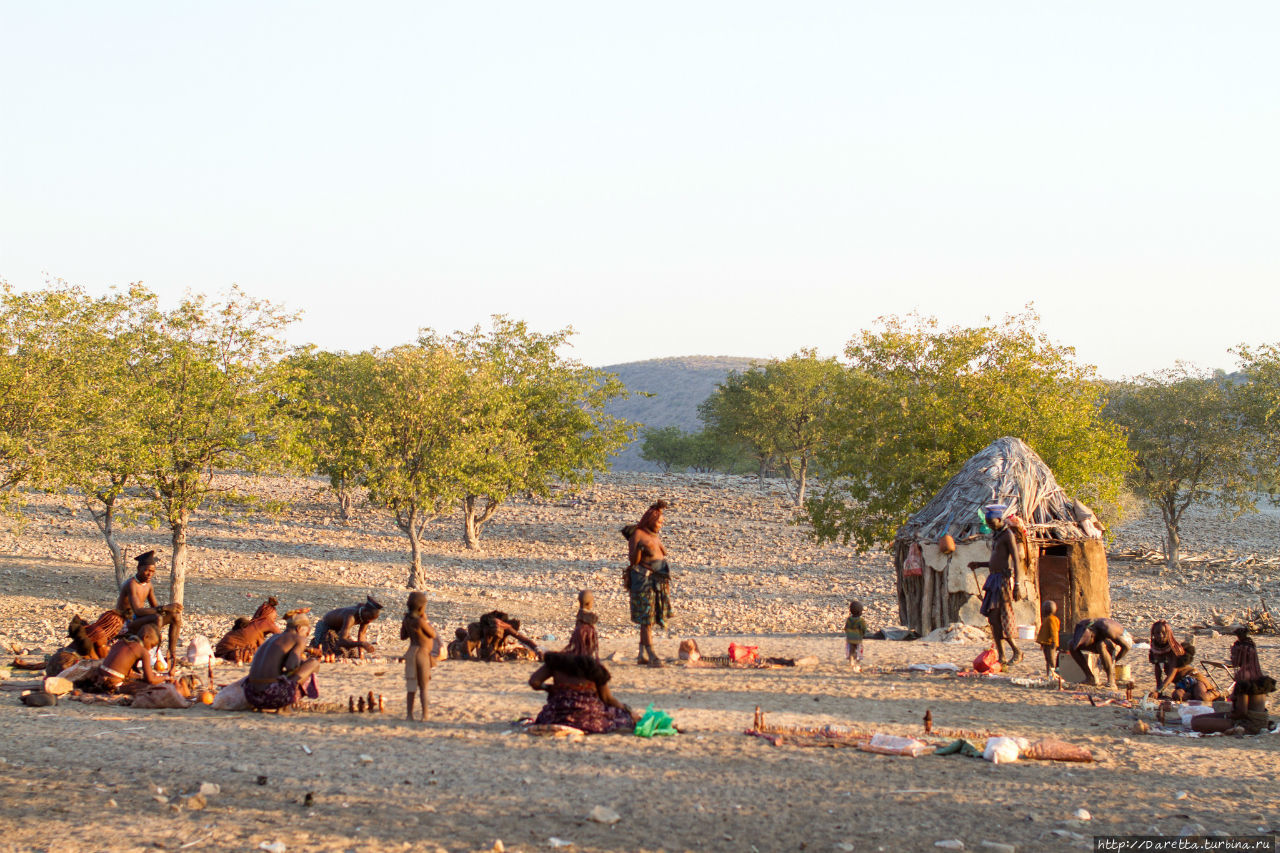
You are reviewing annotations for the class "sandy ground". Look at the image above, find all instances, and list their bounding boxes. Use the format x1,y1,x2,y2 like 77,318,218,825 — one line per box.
1,473,1278,852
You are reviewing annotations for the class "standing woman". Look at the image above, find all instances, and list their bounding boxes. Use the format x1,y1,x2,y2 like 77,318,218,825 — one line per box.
624,500,672,667
966,503,1024,668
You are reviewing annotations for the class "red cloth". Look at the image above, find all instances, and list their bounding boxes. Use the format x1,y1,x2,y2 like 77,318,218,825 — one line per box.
973,648,1002,674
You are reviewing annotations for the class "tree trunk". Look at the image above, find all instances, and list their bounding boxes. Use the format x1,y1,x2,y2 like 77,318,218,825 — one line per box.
336,488,353,522
86,496,127,588
169,510,189,606
1157,496,1183,574
1164,519,1181,574
463,495,501,551
795,457,808,507
400,505,425,589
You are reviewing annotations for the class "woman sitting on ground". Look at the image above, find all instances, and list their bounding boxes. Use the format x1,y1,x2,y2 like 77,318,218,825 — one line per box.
77,624,167,694
1149,620,1218,702
528,652,637,734
1192,627,1276,735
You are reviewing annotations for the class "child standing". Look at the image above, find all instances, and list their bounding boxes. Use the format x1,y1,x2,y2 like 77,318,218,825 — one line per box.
1036,600,1060,679
844,601,869,671
564,589,599,659
401,592,437,722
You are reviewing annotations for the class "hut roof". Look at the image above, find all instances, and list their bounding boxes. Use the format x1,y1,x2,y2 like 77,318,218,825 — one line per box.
895,436,1100,543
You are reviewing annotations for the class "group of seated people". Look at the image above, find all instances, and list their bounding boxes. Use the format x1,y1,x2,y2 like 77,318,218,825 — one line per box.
1147,619,1275,734
47,550,183,680
46,548,389,711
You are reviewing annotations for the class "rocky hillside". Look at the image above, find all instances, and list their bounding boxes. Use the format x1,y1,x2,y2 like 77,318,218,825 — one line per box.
601,355,757,471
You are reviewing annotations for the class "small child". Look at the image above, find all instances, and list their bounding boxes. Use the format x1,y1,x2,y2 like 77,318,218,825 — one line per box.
400,592,437,722
1036,600,1060,679
564,589,599,659
844,601,869,671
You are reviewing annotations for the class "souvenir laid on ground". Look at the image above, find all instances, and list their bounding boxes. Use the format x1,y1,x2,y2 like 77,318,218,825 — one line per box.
861,733,932,757
907,663,961,673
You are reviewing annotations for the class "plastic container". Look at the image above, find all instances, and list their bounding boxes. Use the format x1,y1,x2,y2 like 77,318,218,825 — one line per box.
1016,625,1036,641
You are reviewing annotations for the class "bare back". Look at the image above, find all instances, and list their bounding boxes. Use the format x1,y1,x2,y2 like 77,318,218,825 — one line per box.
249,629,307,682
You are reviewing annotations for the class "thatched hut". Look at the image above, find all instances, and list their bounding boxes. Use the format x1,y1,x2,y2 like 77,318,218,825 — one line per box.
893,437,1110,638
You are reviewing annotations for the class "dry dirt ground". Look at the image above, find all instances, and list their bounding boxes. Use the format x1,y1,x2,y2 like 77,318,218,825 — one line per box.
0,473,1277,853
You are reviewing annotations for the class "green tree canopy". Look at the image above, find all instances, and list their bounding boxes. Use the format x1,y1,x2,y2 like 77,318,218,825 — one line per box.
426,316,634,550
806,310,1132,550
0,281,95,500
133,288,301,605
288,348,380,521
357,343,488,587
1106,365,1276,571
699,350,842,504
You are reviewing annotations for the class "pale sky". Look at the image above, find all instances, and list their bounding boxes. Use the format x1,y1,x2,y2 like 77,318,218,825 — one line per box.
2,3,1277,378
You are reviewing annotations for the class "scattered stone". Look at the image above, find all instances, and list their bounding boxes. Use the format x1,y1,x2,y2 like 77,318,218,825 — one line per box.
198,782,220,797
588,805,621,825
1073,808,1091,821
185,793,207,811
231,764,250,773
358,754,374,763
258,843,286,853
1178,823,1207,837
834,844,855,852
979,843,1015,853
491,841,505,853
935,842,964,850
1175,790,1188,800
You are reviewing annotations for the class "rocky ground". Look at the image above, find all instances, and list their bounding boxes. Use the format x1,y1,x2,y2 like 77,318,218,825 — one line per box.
0,473,1277,852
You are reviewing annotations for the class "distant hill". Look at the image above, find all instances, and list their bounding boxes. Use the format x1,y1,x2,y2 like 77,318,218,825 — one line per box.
600,355,759,471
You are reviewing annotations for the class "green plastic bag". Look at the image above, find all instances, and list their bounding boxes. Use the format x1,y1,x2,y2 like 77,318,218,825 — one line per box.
935,738,983,758
633,703,677,737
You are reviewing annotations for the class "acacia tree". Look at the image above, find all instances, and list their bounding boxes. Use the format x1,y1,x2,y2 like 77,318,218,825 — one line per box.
0,282,89,502
56,284,161,585
698,372,774,482
699,350,841,504
640,426,691,473
430,317,633,550
358,344,487,588
134,289,300,605
289,348,378,521
807,310,1132,550
1106,366,1274,572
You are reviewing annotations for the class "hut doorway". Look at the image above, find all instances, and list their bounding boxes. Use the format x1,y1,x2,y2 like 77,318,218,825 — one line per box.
1037,544,1070,622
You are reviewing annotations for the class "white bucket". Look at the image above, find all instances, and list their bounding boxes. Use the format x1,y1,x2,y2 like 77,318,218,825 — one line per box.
1016,625,1036,641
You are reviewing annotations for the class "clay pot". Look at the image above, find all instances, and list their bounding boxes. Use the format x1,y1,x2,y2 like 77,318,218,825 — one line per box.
939,535,956,554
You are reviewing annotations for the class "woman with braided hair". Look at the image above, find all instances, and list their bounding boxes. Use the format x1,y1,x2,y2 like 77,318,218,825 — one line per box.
623,500,672,667
1148,620,1217,701
1193,627,1276,734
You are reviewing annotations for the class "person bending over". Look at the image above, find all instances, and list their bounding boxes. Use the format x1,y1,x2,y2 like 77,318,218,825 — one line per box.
312,596,383,658
1068,617,1132,688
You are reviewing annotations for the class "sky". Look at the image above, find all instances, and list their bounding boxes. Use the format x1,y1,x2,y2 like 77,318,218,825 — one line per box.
2,3,1277,378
